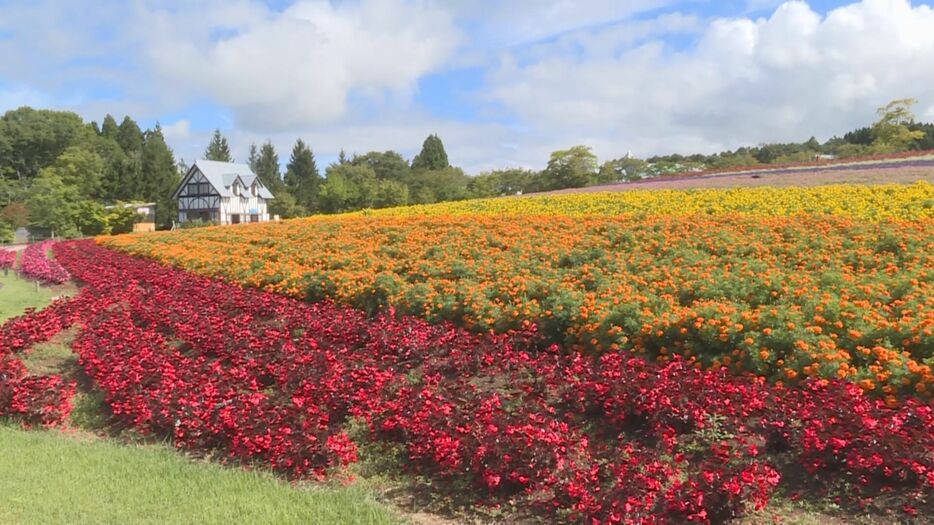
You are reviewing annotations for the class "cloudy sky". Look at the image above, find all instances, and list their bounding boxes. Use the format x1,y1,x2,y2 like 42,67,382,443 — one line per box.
1,0,933,171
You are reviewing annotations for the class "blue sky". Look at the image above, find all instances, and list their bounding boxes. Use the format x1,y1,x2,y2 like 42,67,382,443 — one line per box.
1,0,934,171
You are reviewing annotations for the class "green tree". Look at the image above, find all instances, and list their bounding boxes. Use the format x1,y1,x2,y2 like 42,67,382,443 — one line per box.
597,157,648,183
284,139,321,211
268,192,306,219
351,151,410,181
43,147,105,199
106,205,141,235
247,143,259,172
411,133,449,171
204,129,233,162
540,145,598,190
405,167,468,203
140,124,179,229
116,116,144,155
100,114,119,140
0,107,88,181
74,200,109,236
255,142,285,194
25,174,81,237
374,179,409,208
318,163,378,213
872,98,926,151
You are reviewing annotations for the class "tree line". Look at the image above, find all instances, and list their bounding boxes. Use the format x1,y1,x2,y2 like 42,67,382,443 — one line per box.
0,108,178,240
1,98,931,239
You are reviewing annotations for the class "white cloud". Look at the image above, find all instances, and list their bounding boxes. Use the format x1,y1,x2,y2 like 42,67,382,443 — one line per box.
2,0,934,172
484,0,934,159
161,120,192,142
137,0,460,132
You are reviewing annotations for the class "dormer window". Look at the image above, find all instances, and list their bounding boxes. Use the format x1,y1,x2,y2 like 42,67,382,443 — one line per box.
232,182,240,196
251,184,258,197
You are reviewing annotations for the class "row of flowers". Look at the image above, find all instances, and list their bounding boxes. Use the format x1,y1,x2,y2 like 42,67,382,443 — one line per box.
25,240,930,522
0,294,83,427
101,213,934,397
0,249,15,270
19,241,70,284
657,148,934,180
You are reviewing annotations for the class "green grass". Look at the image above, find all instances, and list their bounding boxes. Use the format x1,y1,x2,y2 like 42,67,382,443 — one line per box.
0,424,402,525
0,268,75,322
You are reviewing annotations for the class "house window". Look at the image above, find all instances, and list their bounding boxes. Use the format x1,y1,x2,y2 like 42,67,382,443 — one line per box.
250,214,259,223
230,214,240,224
232,183,240,196
251,184,258,196
187,182,211,195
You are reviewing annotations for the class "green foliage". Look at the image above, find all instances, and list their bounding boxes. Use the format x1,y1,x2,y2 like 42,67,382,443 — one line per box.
373,179,409,208
351,151,410,181
42,146,105,199
871,98,926,152
106,205,142,235
116,116,144,155
284,139,321,211
204,128,233,162
405,167,469,203
541,145,598,190
74,201,109,236
100,114,119,141
140,125,179,229
268,192,307,219
0,221,12,244
598,157,648,183
0,106,90,181
411,133,450,171
25,174,81,238
319,163,379,212
255,141,286,194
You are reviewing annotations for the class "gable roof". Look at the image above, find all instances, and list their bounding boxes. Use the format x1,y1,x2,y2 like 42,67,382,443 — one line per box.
174,160,275,199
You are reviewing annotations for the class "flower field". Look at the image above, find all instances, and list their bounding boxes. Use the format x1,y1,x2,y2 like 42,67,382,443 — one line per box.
20,241,70,284
0,250,15,270
0,240,932,523
101,184,934,399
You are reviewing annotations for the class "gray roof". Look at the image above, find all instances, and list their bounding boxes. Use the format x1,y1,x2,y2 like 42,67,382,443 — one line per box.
190,160,275,199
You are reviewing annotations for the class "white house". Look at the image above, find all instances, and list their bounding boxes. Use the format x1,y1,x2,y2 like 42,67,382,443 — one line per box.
173,160,275,225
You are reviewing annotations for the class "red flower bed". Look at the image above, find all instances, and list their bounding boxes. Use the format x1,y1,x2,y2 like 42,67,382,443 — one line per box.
19,241,70,284
0,249,15,270
31,240,931,522
0,297,83,427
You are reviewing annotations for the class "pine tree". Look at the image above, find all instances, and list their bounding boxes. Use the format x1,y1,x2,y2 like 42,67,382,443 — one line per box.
284,139,321,211
116,116,144,155
116,116,145,198
101,114,119,141
255,141,284,194
338,148,348,165
204,129,233,161
411,133,449,171
247,143,259,172
140,124,180,229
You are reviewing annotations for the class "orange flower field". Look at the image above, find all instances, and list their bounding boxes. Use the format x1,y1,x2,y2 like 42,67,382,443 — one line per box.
101,186,934,400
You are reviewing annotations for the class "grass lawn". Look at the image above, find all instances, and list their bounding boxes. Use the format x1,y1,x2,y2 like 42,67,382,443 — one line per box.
0,424,401,525
0,268,75,322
